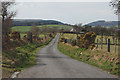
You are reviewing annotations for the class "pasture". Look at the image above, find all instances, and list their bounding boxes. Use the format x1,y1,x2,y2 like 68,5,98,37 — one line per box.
11,24,73,32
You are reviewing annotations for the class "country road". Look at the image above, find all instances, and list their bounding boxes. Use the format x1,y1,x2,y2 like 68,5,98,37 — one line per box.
18,34,117,78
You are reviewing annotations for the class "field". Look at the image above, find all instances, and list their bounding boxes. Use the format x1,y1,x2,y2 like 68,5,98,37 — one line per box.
11,25,73,32
11,26,32,32
63,34,78,39
37,24,72,30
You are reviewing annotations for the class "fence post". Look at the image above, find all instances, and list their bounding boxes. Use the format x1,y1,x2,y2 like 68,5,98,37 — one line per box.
75,40,77,45
108,38,110,52
97,39,98,48
100,35,103,49
18,32,21,40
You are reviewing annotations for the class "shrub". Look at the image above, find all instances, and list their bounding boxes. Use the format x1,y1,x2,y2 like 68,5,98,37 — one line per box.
79,31,96,49
27,32,33,43
10,31,20,40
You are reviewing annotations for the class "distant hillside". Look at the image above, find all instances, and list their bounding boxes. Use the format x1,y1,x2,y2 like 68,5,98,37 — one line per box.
11,24,73,32
13,19,65,26
86,20,119,27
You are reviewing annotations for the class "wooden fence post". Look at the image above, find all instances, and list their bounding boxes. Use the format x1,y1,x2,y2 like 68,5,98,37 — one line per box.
108,38,110,52
101,35,103,49
18,32,21,40
75,40,77,45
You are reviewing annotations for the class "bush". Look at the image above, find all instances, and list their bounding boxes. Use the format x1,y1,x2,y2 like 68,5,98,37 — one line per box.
79,31,96,49
27,32,33,43
10,31,20,40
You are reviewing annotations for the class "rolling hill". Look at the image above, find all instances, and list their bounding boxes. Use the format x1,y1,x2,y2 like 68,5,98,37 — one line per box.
13,19,65,26
86,20,119,27
11,19,73,32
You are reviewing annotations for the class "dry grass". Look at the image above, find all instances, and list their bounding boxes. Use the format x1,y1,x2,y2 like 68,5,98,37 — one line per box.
58,40,119,76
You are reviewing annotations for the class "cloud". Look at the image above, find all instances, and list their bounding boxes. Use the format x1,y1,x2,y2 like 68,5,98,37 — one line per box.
13,2,117,24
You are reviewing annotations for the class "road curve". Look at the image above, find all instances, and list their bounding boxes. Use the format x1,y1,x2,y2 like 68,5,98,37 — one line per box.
18,34,117,78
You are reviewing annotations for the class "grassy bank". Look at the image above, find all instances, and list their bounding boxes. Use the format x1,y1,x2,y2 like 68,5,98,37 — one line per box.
58,36,119,77
2,34,56,78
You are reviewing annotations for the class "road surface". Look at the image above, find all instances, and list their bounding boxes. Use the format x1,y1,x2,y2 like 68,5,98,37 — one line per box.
18,34,117,78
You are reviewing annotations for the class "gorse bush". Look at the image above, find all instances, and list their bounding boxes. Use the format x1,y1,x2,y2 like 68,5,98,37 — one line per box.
10,31,20,40
79,31,96,49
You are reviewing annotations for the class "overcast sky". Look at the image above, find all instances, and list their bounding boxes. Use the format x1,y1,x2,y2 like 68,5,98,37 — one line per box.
12,1,118,25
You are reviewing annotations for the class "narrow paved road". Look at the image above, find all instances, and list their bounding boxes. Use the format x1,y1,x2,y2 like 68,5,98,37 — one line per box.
18,34,117,78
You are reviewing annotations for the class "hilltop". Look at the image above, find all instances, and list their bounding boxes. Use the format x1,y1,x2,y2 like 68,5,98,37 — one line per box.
13,19,67,26
86,20,119,27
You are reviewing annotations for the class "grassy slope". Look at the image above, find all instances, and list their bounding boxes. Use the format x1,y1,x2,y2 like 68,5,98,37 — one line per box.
11,25,72,32
58,35,119,76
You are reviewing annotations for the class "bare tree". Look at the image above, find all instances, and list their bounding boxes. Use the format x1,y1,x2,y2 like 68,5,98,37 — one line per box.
110,0,120,14
1,0,16,43
1,1,16,33
30,25,41,40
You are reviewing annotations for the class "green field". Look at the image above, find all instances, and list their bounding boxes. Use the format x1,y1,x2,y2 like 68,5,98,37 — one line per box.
11,26,32,32
37,25,72,30
63,33,81,39
11,25,73,32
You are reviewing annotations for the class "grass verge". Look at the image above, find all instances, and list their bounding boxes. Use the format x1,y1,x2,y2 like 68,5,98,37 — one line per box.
58,35,119,77
2,34,56,78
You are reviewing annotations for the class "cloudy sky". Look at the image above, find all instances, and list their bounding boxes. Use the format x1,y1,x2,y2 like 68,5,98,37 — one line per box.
11,0,118,25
